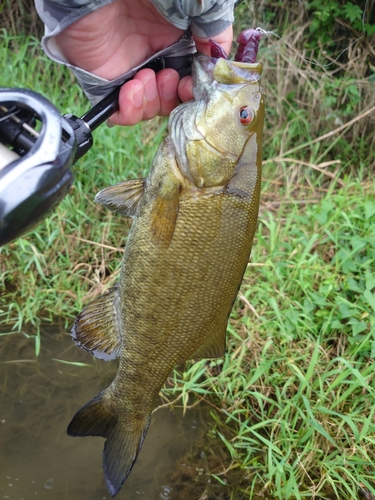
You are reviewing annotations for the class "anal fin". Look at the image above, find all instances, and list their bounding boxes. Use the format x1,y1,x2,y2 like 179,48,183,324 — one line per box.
95,178,145,217
72,285,122,361
190,326,227,360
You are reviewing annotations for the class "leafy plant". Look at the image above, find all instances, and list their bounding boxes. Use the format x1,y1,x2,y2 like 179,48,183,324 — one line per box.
308,0,375,37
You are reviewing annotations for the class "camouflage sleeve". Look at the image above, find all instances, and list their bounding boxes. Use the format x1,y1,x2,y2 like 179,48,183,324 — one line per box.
34,0,235,104
150,0,235,38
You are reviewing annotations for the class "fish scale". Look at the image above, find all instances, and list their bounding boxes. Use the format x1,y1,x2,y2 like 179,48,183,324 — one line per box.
67,41,264,497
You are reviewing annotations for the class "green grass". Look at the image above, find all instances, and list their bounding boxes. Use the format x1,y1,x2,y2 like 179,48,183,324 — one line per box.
162,179,375,498
1,21,375,500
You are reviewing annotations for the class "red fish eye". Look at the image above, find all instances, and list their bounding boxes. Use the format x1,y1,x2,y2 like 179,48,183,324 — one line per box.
239,106,254,125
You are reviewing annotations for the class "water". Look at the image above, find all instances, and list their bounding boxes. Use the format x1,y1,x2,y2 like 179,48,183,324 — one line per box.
0,326,206,500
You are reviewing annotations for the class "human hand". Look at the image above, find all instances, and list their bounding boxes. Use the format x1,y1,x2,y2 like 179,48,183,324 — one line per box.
56,0,233,126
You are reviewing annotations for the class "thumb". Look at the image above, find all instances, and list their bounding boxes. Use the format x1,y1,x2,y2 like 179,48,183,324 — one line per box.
192,25,233,58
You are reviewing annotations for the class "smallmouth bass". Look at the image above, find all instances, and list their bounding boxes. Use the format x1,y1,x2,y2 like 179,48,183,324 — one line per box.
68,31,265,497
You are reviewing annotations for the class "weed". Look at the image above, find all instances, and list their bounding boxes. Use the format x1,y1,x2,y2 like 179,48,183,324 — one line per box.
160,178,375,499
1,5,375,497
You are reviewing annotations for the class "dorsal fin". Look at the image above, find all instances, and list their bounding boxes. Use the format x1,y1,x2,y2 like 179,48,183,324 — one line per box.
72,285,122,361
95,179,145,217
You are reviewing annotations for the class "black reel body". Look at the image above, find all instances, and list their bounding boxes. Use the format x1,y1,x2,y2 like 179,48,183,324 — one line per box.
0,89,76,246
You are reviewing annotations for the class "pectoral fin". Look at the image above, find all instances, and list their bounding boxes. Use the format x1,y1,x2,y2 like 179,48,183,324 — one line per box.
95,179,145,217
225,134,259,200
72,285,122,360
150,188,179,248
191,327,227,360
150,165,181,248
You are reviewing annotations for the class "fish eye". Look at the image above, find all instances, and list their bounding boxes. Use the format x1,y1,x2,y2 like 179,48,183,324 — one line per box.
239,106,254,125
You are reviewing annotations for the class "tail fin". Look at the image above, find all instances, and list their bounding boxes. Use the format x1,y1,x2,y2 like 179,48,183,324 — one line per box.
67,390,150,497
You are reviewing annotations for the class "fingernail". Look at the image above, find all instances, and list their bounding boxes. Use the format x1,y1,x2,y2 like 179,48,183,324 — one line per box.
161,74,179,101
132,85,144,108
144,74,157,102
179,76,193,102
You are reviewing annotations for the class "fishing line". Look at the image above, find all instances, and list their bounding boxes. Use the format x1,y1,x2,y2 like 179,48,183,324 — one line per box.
255,0,370,69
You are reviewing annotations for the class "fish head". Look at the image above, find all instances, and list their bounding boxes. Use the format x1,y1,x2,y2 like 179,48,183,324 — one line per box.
169,55,264,189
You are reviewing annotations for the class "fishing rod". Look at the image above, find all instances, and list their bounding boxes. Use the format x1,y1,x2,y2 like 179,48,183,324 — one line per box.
0,51,193,247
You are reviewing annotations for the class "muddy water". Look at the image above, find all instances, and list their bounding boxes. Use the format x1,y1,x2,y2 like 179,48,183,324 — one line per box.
0,326,206,500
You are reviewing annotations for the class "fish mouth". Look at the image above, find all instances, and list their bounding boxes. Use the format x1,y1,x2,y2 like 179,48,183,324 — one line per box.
193,27,264,93
196,56,263,73
192,56,262,102
213,58,262,88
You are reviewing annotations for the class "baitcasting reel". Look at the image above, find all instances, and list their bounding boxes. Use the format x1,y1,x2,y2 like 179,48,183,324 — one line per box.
0,53,193,247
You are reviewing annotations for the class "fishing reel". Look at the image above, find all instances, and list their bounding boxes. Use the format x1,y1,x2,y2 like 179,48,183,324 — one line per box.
0,52,193,247
0,87,120,247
